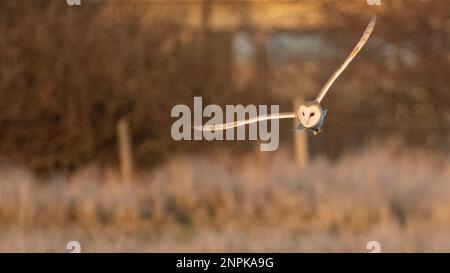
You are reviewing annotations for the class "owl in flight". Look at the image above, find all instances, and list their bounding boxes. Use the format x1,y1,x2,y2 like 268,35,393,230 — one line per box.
196,16,377,137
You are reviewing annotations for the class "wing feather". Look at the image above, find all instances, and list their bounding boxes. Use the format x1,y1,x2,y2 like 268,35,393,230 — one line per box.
193,112,296,131
315,16,377,103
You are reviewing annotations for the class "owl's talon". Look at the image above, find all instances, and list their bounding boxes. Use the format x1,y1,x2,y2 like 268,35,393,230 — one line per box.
312,129,321,137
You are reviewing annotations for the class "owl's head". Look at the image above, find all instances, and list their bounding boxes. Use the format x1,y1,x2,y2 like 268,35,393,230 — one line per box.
297,102,323,128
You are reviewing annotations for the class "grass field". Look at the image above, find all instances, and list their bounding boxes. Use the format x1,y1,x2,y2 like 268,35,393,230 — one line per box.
0,145,449,252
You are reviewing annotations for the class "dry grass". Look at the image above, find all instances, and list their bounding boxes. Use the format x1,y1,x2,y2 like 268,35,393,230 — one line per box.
0,146,449,252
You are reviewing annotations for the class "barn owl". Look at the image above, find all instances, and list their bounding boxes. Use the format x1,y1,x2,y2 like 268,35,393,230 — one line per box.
195,16,376,137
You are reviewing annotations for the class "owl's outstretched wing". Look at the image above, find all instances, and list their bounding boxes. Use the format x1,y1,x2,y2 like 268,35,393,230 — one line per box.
193,112,296,131
315,15,376,103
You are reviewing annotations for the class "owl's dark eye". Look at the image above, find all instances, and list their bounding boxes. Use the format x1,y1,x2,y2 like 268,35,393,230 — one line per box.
302,112,305,117
310,113,315,117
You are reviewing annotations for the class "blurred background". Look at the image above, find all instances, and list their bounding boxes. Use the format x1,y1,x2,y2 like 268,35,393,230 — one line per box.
0,0,449,252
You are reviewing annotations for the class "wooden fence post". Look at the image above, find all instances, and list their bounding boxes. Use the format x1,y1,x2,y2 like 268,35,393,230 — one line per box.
117,118,134,184
293,96,310,167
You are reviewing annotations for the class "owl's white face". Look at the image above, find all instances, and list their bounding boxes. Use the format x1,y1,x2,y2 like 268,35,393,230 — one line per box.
298,104,322,128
